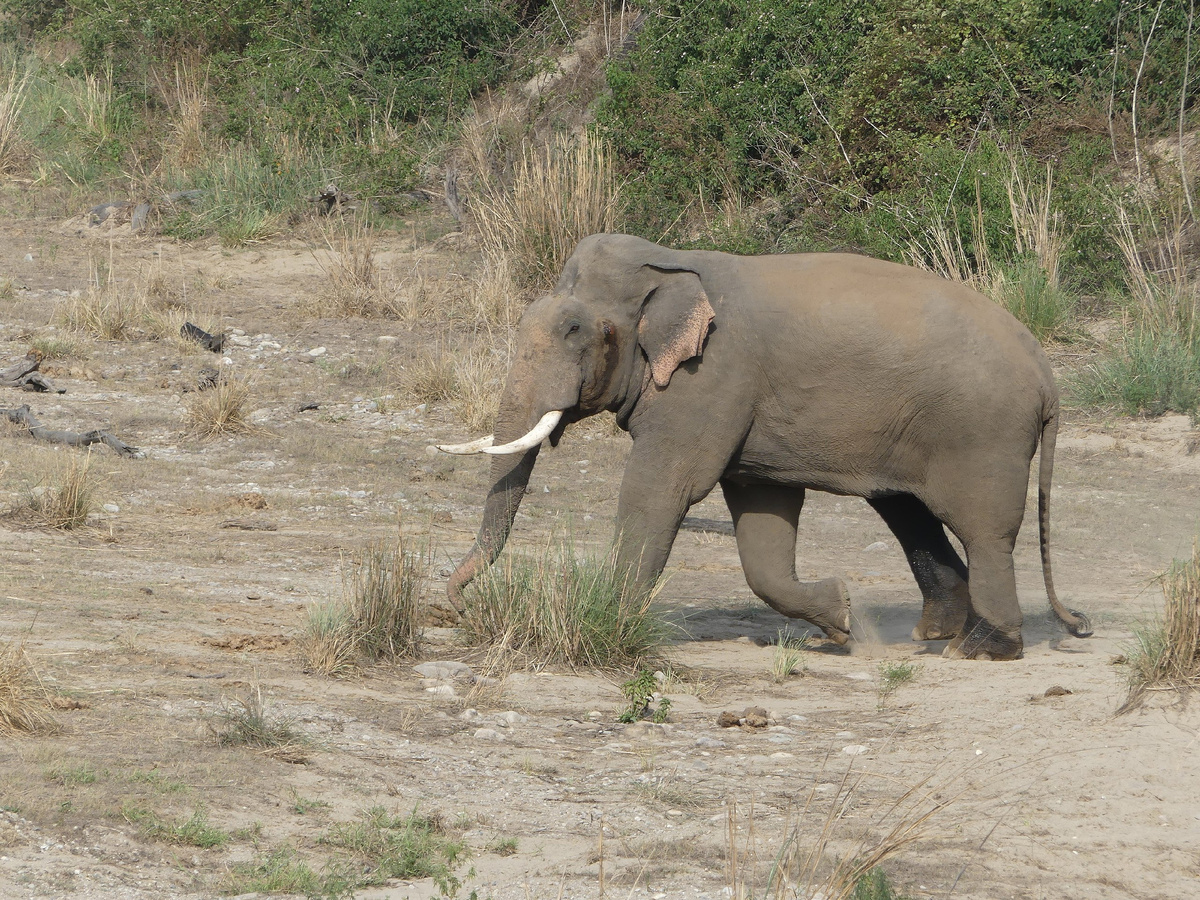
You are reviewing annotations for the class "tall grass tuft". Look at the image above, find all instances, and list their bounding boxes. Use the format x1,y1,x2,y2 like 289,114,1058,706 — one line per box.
472,129,621,289
0,60,32,173
1123,542,1200,711
1074,190,1199,418
0,640,58,735
184,372,256,436
461,537,666,668
214,683,310,763
28,451,98,529
299,536,425,675
346,539,425,661
62,260,154,340
312,215,395,318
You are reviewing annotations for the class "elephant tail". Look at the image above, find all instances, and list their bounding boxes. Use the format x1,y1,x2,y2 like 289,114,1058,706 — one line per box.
1039,407,1093,638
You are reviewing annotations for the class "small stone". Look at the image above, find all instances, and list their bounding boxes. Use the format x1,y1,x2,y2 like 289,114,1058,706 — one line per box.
1044,685,1073,697
473,727,505,742
586,710,603,720
246,593,261,601
842,744,869,756
23,253,33,262
695,736,725,748
425,684,456,697
864,541,889,552
102,503,120,514
378,335,398,345
770,751,795,759
495,711,525,727
308,347,327,357
459,708,481,722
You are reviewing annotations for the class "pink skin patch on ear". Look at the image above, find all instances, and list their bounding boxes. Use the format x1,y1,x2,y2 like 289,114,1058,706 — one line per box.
647,297,715,389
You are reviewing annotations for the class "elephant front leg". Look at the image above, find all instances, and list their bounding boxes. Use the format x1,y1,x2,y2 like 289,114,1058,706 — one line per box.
722,480,852,644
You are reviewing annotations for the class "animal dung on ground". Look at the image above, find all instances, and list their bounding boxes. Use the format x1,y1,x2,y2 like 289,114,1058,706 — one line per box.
717,706,771,731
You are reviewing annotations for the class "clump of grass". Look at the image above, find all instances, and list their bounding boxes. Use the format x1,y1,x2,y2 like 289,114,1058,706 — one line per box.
297,601,359,678
992,256,1077,343
123,805,229,849
28,334,83,359
319,806,466,893
1074,191,1199,419
61,261,154,340
311,215,401,318
1072,327,1200,419
27,451,98,529
0,61,32,173
213,684,310,763
184,371,256,435
0,640,58,735
471,128,621,289
877,660,922,709
461,538,666,669
1123,542,1200,711
298,536,425,675
770,629,810,683
397,341,508,433
223,847,351,898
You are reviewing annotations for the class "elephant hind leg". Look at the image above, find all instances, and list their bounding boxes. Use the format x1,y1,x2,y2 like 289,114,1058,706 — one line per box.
721,480,851,643
868,494,969,641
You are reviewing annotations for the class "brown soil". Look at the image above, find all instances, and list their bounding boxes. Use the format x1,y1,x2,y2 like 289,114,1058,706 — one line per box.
1,212,1199,900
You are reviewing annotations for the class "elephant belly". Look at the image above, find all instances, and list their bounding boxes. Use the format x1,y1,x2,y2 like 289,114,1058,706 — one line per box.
724,431,922,498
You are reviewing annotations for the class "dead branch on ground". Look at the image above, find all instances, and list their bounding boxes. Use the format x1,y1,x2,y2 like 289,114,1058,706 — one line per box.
2,404,141,457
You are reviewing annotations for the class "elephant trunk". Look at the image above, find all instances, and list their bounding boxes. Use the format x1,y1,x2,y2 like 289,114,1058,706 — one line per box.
445,375,565,608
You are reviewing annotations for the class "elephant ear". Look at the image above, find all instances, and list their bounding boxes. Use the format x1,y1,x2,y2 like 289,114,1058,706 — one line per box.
637,268,715,389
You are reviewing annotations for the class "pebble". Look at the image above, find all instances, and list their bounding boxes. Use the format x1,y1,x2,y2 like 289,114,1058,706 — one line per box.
694,736,725,749
495,711,525,727
474,728,506,742
842,744,869,756
459,708,481,722
425,684,456,697
308,347,326,357
102,503,120,514
864,541,889,552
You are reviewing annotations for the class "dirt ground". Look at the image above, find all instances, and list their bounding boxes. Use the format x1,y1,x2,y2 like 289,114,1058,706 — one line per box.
1,211,1199,900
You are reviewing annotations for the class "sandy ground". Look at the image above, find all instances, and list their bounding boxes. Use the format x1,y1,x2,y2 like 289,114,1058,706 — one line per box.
1,212,1199,900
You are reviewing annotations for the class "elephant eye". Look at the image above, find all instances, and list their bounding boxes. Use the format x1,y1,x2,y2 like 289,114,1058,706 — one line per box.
566,323,580,336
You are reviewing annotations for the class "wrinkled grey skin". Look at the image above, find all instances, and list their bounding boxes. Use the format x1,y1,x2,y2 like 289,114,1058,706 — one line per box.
446,234,1092,660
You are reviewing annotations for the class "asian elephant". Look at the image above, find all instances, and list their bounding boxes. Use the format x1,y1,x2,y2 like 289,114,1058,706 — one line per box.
437,234,1092,660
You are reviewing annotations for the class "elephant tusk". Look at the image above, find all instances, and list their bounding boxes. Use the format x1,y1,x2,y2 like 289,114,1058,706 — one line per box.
435,435,495,454
481,410,563,455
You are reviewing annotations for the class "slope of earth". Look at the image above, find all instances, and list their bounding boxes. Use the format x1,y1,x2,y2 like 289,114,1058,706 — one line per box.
1,215,1199,899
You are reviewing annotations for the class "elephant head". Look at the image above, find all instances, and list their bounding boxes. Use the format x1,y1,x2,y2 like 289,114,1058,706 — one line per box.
437,234,715,608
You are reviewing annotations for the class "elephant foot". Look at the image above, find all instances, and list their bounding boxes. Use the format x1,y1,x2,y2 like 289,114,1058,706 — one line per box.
811,577,852,644
911,598,968,642
942,617,1023,661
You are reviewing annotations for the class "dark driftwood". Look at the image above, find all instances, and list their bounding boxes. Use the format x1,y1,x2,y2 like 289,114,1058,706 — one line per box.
2,405,141,458
0,353,62,393
180,322,225,352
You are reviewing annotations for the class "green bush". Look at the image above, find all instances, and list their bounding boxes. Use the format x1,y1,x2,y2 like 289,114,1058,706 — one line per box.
600,0,1189,287
1072,327,1200,419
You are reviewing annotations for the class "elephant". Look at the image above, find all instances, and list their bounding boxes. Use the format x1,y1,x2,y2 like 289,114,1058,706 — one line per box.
436,234,1092,660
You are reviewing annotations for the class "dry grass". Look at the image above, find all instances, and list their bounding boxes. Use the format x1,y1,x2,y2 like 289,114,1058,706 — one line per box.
61,259,155,340
1123,542,1200,710
725,766,946,900
1111,192,1198,340
214,683,310,763
471,128,620,289
154,59,209,167
27,451,98,529
397,339,509,433
0,60,32,173
184,371,256,436
311,215,399,318
0,639,59,735
299,536,426,675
